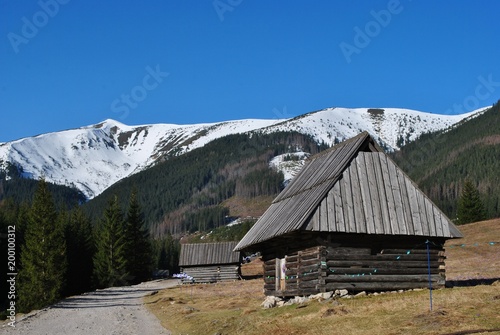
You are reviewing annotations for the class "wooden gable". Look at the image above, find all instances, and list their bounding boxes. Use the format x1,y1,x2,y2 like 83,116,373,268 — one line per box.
305,151,462,238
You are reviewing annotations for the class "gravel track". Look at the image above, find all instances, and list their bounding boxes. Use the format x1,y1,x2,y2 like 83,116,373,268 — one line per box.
1,279,177,335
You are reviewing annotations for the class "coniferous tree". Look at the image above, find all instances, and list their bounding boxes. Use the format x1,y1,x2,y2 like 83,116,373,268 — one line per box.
166,235,180,274
457,179,486,224
123,190,152,284
93,196,128,288
154,233,180,274
18,179,67,312
13,202,30,287
64,207,94,295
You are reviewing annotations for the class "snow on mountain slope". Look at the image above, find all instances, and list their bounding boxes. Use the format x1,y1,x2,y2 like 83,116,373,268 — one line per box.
269,152,309,187
0,118,282,198
0,106,489,199
260,107,486,151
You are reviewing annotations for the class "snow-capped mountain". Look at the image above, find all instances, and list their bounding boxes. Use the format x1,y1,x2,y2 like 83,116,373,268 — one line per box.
0,118,282,198
0,106,489,199
261,107,485,149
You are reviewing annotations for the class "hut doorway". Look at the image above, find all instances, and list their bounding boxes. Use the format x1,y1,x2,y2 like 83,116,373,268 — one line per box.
275,258,286,291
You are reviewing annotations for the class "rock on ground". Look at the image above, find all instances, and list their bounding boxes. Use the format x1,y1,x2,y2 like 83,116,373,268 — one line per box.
0,279,177,335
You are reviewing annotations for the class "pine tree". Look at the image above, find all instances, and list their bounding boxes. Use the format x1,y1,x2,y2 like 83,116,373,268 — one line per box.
18,179,67,312
64,207,94,295
123,190,152,284
93,196,128,288
154,233,180,274
457,179,486,224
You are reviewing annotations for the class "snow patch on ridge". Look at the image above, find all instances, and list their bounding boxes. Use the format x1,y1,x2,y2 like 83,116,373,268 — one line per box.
269,152,309,187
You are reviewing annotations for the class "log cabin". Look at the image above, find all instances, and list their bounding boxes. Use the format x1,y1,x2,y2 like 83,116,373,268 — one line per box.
235,132,463,296
179,241,241,283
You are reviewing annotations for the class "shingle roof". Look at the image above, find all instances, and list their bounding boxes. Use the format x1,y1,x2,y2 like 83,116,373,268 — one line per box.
235,132,462,251
179,242,240,266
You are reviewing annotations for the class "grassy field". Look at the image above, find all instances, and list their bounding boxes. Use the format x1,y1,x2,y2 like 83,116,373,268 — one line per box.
145,219,500,335
445,218,500,280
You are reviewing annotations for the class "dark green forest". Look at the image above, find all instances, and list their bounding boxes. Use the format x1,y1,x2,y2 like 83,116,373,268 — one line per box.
0,180,179,318
0,163,86,209
391,101,500,221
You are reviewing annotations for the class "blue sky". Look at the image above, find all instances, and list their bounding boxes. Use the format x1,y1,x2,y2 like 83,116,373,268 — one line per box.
1,0,499,142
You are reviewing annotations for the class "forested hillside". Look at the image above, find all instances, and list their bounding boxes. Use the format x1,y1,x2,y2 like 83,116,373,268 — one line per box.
0,164,85,209
84,131,328,237
391,101,500,221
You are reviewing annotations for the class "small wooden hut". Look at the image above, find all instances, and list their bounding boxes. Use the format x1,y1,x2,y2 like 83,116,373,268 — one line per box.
235,132,463,296
179,242,241,283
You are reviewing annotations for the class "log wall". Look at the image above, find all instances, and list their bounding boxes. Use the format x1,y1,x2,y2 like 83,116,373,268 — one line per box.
262,237,446,296
181,264,240,283
323,246,446,292
264,246,323,296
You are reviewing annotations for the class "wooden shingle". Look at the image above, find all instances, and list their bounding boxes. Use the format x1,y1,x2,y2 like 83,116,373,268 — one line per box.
179,242,240,266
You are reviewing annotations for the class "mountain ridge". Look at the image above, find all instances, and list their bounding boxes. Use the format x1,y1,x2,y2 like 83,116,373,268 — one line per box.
0,106,489,199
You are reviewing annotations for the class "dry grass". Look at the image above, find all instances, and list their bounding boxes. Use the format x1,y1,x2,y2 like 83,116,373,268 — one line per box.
445,218,500,280
146,219,500,335
221,195,275,217
240,257,264,277
145,280,500,335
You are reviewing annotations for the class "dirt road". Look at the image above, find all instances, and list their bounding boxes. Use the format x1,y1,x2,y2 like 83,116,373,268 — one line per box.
1,279,177,335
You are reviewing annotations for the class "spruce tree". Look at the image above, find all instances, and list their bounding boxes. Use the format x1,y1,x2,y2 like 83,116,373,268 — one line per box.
123,190,152,284
93,196,128,288
166,234,181,274
18,179,67,312
457,179,486,224
16,202,30,248
64,207,94,295
155,234,180,274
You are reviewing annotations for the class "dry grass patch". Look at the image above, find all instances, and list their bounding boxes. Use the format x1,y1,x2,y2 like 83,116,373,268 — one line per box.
145,280,500,335
222,195,274,217
446,218,500,280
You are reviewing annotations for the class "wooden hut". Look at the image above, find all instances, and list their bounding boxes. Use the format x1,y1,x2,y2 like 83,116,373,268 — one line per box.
179,242,241,283
235,132,463,296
